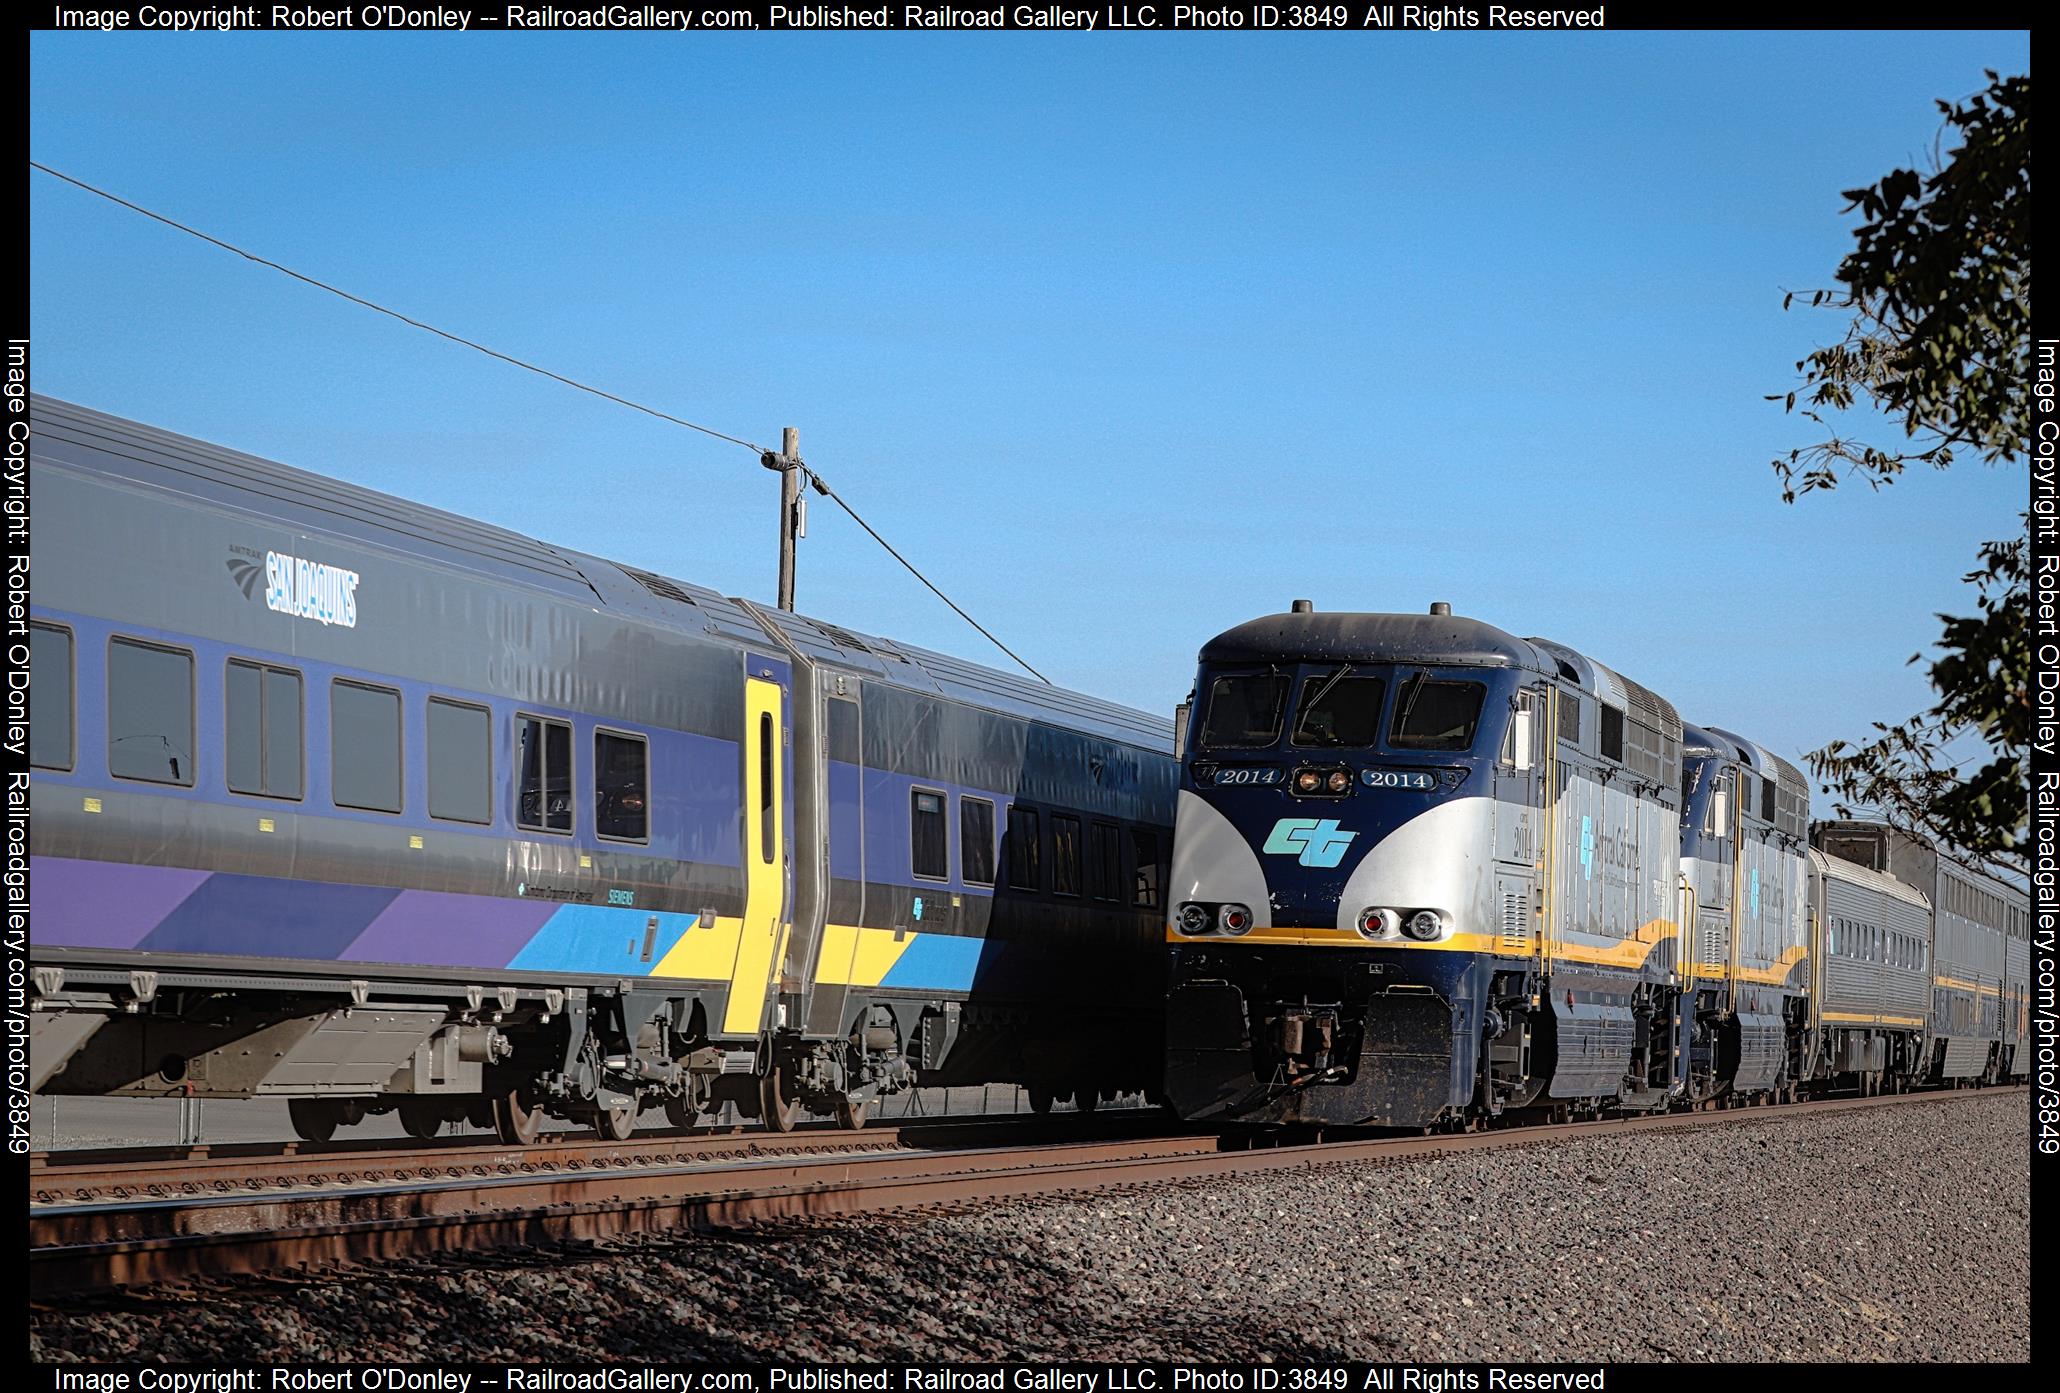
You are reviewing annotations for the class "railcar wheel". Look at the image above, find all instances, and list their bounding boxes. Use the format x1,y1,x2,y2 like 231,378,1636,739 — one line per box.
1026,1082,1055,1116
834,1092,872,1131
398,1099,443,1140
663,1094,703,1131
492,1087,546,1146
1074,1084,1099,1114
288,1099,340,1143
595,1101,637,1143
761,1066,802,1133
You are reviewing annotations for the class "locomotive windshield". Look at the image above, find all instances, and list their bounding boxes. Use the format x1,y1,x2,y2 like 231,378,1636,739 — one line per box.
1389,675,1487,751
1199,673,1288,747
1291,672,1386,748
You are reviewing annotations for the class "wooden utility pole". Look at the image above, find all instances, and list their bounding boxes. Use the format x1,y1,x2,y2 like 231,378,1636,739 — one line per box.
765,427,804,611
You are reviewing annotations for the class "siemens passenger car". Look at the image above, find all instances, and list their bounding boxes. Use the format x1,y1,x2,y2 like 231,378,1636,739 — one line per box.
1163,603,2027,1130
26,396,1177,1143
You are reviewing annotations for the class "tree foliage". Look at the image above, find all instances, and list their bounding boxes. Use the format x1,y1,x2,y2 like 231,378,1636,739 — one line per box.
1772,71,2030,878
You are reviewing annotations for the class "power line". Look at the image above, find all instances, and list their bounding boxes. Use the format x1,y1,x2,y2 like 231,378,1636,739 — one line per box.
30,158,1053,685
807,473,1051,685
30,161,767,455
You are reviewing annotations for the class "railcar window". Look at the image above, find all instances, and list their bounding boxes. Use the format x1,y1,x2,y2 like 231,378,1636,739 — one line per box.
227,660,304,800
1291,674,1385,748
826,697,860,764
961,797,996,887
595,730,650,843
1598,706,1625,763
1131,828,1162,909
108,638,194,786
332,680,402,813
758,714,775,863
1052,814,1083,896
1006,806,1041,892
517,714,574,834
911,789,948,880
29,623,74,771
1199,674,1288,748
426,699,492,825
1761,775,1778,825
1557,691,1581,744
1089,822,1121,901
1390,676,1487,752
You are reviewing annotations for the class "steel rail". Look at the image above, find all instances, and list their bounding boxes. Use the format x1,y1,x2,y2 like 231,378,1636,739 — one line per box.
27,1086,2019,1297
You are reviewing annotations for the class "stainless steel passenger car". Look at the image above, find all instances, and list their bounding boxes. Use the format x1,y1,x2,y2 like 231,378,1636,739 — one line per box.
26,396,1177,1141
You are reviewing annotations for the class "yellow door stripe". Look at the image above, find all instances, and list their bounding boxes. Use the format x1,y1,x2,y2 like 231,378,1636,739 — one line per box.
723,677,786,1036
813,923,919,986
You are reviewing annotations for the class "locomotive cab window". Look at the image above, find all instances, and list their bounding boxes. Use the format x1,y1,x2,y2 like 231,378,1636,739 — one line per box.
108,637,195,786
595,729,650,843
428,698,493,825
1005,805,1041,892
1291,673,1385,748
331,680,402,813
960,797,996,887
1200,674,1288,748
1051,814,1082,897
517,713,573,834
1389,676,1487,752
227,659,303,800
29,622,74,771
911,789,948,880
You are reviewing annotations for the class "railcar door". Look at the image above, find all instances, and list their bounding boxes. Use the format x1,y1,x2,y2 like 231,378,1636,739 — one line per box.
724,674,790,1037
804,689,868,1038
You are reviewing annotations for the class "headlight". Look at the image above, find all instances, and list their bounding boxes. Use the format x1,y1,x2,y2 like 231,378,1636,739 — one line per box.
1294,769,1322,794
1176,903,1212,936
1326,770,1351,793
1218,903,1254,935
1357,908,1394,939
1404,909,1443,941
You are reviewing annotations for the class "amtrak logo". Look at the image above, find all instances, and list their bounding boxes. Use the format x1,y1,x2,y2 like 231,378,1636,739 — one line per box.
1263,817,1359,869
225,556,265,599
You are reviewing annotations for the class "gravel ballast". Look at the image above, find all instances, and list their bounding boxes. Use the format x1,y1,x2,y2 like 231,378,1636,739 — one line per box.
31,1091,2028,1363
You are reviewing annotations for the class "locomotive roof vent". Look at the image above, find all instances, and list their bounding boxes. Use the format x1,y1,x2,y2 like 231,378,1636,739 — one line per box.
1290,599,1314,614
1429,601,1452,616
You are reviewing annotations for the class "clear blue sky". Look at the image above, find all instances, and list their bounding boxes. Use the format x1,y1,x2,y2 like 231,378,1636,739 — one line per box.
28,31,2030,781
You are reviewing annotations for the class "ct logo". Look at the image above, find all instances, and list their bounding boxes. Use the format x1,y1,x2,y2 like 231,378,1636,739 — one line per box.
1262,817,1359,868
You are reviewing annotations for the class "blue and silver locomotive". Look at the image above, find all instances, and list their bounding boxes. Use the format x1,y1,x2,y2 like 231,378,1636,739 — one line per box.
1164,603,1690,1128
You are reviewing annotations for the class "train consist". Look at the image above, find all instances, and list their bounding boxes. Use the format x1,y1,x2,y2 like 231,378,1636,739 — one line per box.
25,395,1177,1142
1164,603,2030,1128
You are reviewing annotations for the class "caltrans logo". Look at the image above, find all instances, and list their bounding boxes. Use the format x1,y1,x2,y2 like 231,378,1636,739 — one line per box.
1263,817,1358,868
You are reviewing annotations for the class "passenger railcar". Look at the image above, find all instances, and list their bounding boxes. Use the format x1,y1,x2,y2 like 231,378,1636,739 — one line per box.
1162,602,1688,1129
1802,844,1932,1093
1811,821,2031,1086
26,395,1176,1142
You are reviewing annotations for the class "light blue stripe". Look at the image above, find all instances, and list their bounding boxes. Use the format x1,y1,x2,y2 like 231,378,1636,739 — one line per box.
507,904,700,975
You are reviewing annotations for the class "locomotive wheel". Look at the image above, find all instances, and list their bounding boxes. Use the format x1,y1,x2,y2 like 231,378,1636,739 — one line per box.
1026,1082,1055,1116
833,1092,872,1131
594,1101,637,1143
492,1087,546,1146
288,1098,340,1144
398,1099,443,1140
761,1066,802,1133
